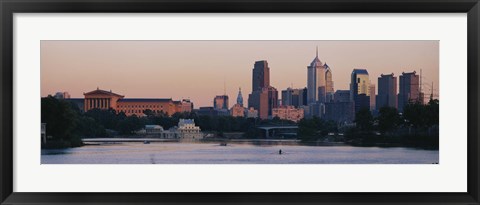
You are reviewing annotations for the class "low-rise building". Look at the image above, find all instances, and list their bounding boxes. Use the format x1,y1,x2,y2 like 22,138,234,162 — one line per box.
272,105,304,122
176,119,202,139
145,125,164,135
230,104,246,117
245,107,259,118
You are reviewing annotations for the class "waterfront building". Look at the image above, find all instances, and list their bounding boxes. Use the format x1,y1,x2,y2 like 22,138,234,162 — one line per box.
398,71,422,111
369,84,376,111
213,95,229,110
83,88,190,116
176,119,202,139
145,125,164,135
272,105,304,122
377,73,397,110
248,60,278,119
350,69,371,114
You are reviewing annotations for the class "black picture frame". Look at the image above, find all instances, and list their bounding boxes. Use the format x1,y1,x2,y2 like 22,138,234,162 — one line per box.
1,0,479,204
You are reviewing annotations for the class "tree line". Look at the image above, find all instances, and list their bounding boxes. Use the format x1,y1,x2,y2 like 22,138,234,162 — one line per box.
297,99,439,149
41,96,296,148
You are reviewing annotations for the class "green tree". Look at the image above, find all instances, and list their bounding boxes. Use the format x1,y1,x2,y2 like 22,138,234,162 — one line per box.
377,107,400,134
355,108,374,132
297,117,338,142
41,97,83,147
117,115,144,135
403,101,428,129
426,99,439,126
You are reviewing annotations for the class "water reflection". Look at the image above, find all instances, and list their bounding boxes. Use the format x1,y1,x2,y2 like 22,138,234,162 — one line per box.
41,141,439,164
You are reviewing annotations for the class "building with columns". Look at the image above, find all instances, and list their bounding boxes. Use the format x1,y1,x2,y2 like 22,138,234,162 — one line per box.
83,88,191,116
83,88,124,111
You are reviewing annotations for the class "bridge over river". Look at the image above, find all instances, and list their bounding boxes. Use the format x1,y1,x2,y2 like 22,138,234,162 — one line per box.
82,138,178,143
257,125,299,138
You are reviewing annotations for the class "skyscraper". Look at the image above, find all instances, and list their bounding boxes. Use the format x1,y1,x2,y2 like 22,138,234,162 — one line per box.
252,60,270,92
248,60,278,119
350,69,371,114
325,89,355,124
398,71,421,112
376,73,397,110
307,47,334,105
334,90,351,103
369,84,376,111
306,47,334,118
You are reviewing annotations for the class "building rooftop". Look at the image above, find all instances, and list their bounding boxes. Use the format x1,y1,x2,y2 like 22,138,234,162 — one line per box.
352,69,369,75
84,88,124,97
118,98,172,103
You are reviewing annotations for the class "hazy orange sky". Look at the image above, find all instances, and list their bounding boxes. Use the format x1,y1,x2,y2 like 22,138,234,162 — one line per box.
41,41,439,108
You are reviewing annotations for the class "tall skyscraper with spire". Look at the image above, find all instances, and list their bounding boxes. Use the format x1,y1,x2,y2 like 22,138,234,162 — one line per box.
236,87,243,107
306,47,334,117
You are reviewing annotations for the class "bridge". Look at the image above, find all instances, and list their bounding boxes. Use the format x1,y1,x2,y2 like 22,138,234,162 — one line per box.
257,125,299,138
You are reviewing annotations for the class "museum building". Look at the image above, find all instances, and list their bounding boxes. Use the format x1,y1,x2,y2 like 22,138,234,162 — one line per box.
83,88,192,116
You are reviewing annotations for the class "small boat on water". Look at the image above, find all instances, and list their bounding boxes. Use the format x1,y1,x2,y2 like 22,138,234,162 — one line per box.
143,140,150,144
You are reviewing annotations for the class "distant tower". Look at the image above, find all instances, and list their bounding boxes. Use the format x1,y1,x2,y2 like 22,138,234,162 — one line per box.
237,87,244,107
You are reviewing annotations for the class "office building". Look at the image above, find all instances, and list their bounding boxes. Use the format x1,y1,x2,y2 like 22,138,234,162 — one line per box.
350,69,371,114
272,105,305,122
376,73,397,110
214,95,229,110
307,47,334,105
398,71,421,111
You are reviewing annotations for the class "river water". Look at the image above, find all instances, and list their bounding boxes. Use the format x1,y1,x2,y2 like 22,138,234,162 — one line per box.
41,142,439,164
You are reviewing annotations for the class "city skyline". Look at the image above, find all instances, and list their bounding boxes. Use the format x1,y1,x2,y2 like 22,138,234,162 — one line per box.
41,41,439,108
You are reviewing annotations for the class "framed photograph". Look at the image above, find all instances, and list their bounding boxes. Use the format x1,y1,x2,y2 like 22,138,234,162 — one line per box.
1,0,479,204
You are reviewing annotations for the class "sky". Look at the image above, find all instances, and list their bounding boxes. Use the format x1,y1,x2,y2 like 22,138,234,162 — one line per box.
41,41,439,108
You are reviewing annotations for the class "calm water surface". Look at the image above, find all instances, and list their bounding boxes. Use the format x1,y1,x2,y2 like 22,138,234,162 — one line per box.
41,142,439,164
